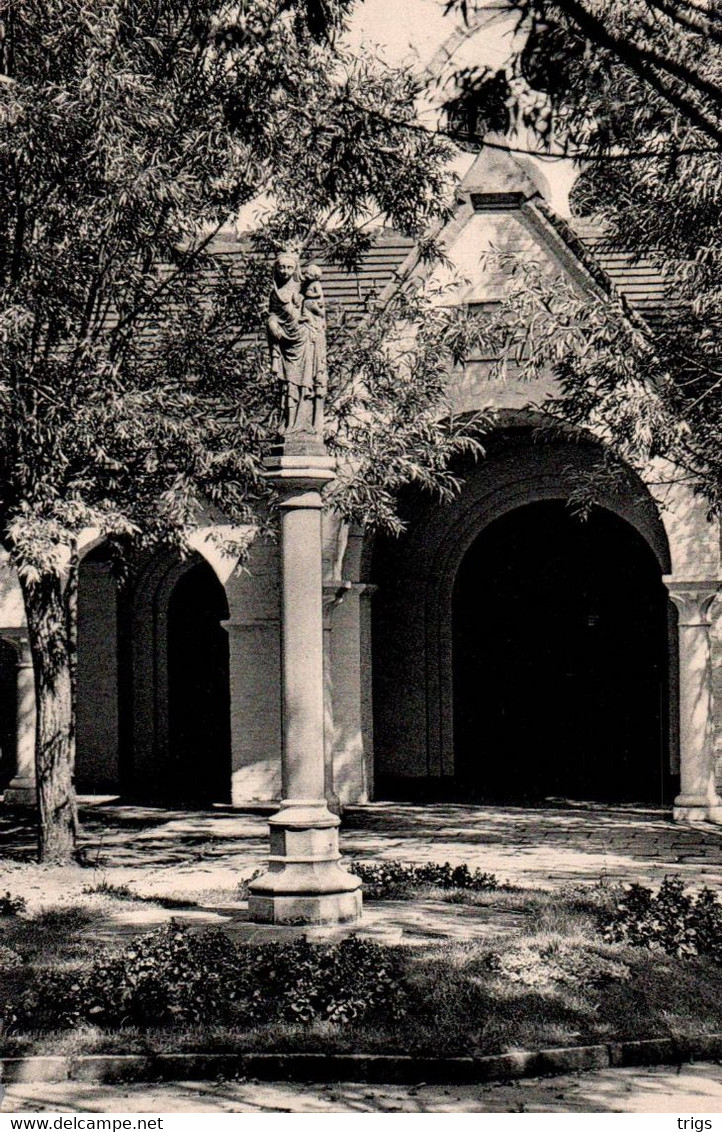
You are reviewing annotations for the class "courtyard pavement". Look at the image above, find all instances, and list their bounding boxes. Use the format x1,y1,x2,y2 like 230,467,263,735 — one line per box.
2,797,722,941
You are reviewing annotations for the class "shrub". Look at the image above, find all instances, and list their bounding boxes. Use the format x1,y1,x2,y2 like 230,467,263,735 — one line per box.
13,923,236,1030
0,892,26,916
483,939,630,993
249,936,408,1026
0,945,22,972
10,925,407,1032
600,876,722,962
351,860,499,901
81,881,137,902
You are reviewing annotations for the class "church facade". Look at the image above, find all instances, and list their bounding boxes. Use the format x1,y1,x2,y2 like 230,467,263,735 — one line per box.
3,151,722,822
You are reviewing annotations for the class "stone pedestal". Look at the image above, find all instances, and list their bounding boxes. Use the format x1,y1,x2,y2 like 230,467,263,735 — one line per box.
664,578,722,823
3,635,37,806
248,454,361,924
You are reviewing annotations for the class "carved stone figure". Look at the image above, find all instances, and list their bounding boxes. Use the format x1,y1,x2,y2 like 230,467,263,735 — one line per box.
267,252,327,437
299,263,327,433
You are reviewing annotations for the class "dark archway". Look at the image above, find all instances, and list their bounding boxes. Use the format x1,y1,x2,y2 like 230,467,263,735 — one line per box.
0,641,17,792
76,545,120,793
167,559,231,804
369,428,674,802
452,500,671,803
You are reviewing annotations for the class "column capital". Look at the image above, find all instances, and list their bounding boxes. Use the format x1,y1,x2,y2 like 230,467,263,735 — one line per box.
263,454,336,508
663,578,721,626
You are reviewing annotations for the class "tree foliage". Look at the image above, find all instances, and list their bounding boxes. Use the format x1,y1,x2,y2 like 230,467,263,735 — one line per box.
445,0,722,151
1,0,465,559
0,0,481,860
443,0,722,511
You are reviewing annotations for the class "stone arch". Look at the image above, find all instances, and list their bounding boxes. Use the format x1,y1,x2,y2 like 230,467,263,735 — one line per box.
128,547,231,803
368,424,674,799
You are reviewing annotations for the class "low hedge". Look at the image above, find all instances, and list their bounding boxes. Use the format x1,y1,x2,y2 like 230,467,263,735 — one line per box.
349,860,500,900
599,876,722,962
2,927,408,1033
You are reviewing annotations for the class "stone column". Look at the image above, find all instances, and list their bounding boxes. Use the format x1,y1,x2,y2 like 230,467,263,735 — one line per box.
323,581,377,805
248,454,361,923
3,635,37,806
323,582,351,814
664,578,722,823
225,620,282,805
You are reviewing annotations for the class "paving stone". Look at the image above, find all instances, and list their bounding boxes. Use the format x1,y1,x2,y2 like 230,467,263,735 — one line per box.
3,799,722,923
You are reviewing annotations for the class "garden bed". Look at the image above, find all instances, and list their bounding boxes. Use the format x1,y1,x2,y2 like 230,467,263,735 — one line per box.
2,873,722,1063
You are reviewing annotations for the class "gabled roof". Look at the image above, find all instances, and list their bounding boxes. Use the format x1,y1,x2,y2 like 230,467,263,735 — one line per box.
209,150,672,331
455,149,673,331
570,220,674,330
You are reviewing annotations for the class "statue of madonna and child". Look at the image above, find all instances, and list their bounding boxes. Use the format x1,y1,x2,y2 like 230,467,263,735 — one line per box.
267,251,328,443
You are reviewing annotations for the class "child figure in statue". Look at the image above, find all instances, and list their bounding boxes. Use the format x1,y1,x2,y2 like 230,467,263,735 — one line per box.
299,264,327,434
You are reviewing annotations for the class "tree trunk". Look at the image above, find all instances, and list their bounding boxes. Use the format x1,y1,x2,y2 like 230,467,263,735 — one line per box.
20,567,79,863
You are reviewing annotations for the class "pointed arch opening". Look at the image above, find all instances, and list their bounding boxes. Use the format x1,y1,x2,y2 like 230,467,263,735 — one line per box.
369,427,676,804
452,500,671,802
166,559,232,804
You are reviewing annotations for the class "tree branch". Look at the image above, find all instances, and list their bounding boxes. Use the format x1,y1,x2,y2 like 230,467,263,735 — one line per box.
552,0,722,144
643,0,722,45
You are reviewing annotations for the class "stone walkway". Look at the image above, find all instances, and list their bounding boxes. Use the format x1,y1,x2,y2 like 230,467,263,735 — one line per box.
2,797,722,913
1,797,722,945
4,1063,722,1113
343,801,722,889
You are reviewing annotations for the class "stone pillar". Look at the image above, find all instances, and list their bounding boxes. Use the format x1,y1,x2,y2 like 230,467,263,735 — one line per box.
323,581,376,806
664,578,722,823
323,582,351,815
226,619,282,804
248,454,361,924
3,635,37,806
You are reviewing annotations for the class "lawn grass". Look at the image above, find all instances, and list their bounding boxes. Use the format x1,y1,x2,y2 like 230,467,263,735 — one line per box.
2,879,722,1061
81,880,201,910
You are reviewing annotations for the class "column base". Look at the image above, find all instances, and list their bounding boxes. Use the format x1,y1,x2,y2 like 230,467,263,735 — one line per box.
673,794,722,824
3,777,37,806
248,798,362,926
248,888,362,925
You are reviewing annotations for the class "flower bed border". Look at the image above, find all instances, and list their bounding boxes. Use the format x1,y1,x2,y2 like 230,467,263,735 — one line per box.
2,1035,722,1086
